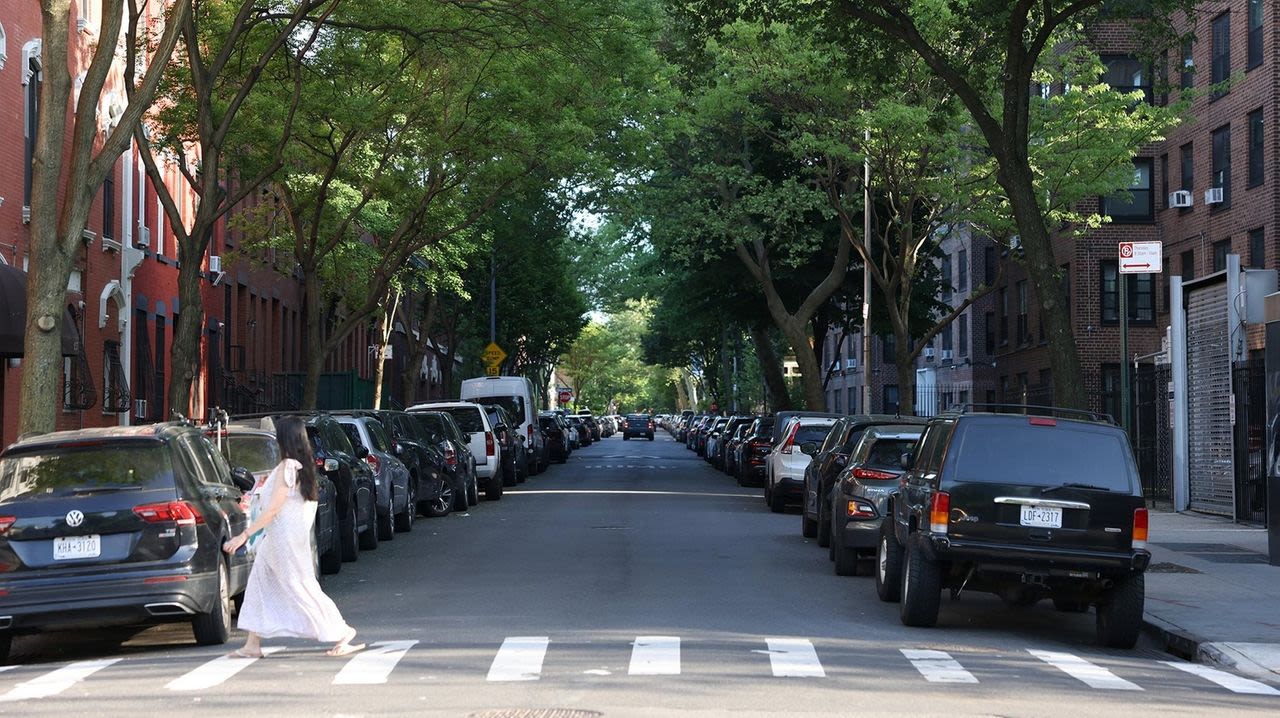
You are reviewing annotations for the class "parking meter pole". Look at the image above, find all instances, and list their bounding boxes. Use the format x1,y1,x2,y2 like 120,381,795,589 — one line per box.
1120,272,1130,436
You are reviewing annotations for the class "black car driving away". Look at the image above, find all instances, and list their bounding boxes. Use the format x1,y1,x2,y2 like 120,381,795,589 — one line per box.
0,423,257,661
877,405,1151,648
622,413,655,441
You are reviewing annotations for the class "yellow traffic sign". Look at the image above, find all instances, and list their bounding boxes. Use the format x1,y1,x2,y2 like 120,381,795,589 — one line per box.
482,342,507,367
485,365,500,376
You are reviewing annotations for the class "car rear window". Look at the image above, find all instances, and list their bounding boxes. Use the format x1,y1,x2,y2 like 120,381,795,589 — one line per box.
864,438,918,470
950,422,1136,490
483,396,526,423
438,407,484,433
0,443,175,502
221,435,281,474
795,423,837,445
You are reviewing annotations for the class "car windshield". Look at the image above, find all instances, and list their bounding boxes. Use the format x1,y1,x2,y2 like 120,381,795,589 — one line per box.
0,443,174,502
863,438,919,470
222,435,281,474
795,423,837,445
950,422,1136,490
437,407,484,433
415,413,445,439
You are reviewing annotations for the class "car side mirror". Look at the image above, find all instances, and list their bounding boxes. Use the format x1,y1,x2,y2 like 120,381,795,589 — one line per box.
354,444,370,459
800,441,818,456
323,458,340,473
900,452,914,470
230,467,256,492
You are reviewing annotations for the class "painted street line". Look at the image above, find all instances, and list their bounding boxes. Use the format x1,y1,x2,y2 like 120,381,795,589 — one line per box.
1027,650,1141,691
1160,661,1280,695
629,636,680,676
166,646,286,691
760,638,825,677
487,637,550,682
0,658,122,702
511,490,757,498
333,640,418,685
900,649,978,683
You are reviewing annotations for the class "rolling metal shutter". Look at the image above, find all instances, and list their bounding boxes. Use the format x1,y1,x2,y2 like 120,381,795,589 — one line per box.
1185,281,1234,515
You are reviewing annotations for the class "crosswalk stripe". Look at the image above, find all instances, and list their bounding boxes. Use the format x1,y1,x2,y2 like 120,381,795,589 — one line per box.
333,640,418,685
900,649,978,683
629,636,680,675
1028,650,1141,691
1160,661,1280,695
487,637,550,682
0,658,121,702
165,646,285,691
762,638,825,677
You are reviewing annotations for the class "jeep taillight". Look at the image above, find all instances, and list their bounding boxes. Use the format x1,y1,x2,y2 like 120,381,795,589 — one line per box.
485,432,495,457
365,454,381,475
852,467,897,481
1132,507,1148,549
929,492,950,534
527,424,534,444
134,501,205,526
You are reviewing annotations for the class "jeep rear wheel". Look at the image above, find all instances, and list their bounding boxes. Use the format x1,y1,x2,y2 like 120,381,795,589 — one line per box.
899,534,941,627
1096,574,1144,648
192,560,232,646
801,511,818,538
876,521,903,602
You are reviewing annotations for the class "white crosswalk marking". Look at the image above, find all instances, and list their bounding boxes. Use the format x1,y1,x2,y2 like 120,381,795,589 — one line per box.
762,638,825,677
333,640,418,685
166,647,285,691
0,658,121,702
1028,650,1141,691
487,637,550,682
629,636,680,675
900,649,978,683
1160,661,1280,695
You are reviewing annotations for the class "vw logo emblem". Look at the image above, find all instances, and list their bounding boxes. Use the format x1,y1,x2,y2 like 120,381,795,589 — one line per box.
65,510,85,528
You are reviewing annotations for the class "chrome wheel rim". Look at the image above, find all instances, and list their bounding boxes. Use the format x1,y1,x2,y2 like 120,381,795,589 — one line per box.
878,538,887,582
434,481,453,513
218,563,231,627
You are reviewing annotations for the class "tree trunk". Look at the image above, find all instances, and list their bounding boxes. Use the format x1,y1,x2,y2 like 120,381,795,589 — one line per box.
748,321,791,412
301,273,325,409
895,342,917,416
778,318,825,410
370,290,399,410
167,235,208,420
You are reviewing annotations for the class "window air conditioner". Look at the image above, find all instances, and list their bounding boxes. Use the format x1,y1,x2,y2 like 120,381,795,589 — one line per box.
1168,190,1193,208
844,358,857,370
1204,187,1224,204
136,226,151,248
208,255,222,273
941,349,954,361
134,399,147,419
923,346,936,360
21,206,31,224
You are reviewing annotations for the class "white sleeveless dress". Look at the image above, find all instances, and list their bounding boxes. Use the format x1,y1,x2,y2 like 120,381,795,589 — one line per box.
236,459,353,642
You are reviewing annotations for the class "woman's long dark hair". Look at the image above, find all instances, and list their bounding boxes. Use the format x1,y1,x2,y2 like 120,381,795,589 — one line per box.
275,416,318,501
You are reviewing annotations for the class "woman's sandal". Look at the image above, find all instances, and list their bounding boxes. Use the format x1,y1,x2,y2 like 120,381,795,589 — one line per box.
227,648,264,659
326,642,365,657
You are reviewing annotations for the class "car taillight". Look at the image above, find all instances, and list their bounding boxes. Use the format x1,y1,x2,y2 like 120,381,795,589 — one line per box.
486,432,495,457
0,516,15,534
444,446,457,466
780,423,800,454
365,454,381,474
846,499,877,519
929,492,950,534
1132,507,1148,549
649,421,655,429
315,458,325,468
134,501,205,526
528,424,534,444
852,468,898,481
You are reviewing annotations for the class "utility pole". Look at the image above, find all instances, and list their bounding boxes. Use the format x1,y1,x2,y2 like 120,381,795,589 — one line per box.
861,128,873,415
489,246,497,344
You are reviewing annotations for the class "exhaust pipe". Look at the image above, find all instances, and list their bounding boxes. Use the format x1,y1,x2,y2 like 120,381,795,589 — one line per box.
145,603,195,616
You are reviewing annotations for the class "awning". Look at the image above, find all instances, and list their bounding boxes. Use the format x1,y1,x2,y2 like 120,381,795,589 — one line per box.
0,263,82,359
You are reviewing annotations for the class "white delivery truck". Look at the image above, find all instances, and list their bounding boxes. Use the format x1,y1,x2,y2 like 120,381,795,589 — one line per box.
459,375,545,476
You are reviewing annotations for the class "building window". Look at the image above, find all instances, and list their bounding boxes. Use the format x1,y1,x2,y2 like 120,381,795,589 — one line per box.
1249,109,1264,188
1162,259,1171,311
102,340,130,413
1213,240,1231,272
1180,36,1195,90
1211,125,1231,208
847,387,857,415
1211,12,1230,97
941,255,952,302
882,334,896,363
1101,364,1121,424
155,316,166,421
958,313,968,358
997,287,1008,345
1101,263,1119,323
883,385,899,415
984,311,995,354
1250,228,1265,269
942,324,953,353
102,172,115,240
1101,262,1155,324
1102,55,1152,104
1102,158,1153,221
1179,143,1194,212
832,389,841,414
1015,281,1029,345
984,246,996,284
1248,0,1263,70
1182,249,1195,281
24,55,41,207
956,249,968,291
1160,154,1169,209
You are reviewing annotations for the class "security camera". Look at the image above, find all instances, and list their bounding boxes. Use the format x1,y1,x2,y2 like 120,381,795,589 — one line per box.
211,270,226,286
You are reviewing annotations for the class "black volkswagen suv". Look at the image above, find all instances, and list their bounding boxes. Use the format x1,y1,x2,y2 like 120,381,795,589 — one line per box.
0,423,257,661
878,406,1151,648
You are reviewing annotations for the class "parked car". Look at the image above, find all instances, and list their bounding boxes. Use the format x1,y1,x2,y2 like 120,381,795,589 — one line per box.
768,410,844,446
483,404,528,486
826,424,924,576
622,413,655,441
539,413,572,463
764,415,840,513
210,424,340,575
721,420,754,477
567,415,591,447
734,416,776,487
408,401,505,499
412,410,488,506
0,423,258,660
878,406,1151,648
714,416,752,470
335,415,414,540
355,410,464,513
703,417,731,463
461,375,545,476
801,415,930,546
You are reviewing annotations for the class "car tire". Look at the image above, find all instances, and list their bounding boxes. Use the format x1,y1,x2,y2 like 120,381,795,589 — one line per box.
832,532,859,576
0,631,12,665
1053,597,1090,613
394,483,416,533
649,436,654,441
192,560,232,646
502,465,518,488
377,502,395,542
320,503,342,575
769,485,787,513
423,478,453,518
485,481,504,501
1096,574,1144,649
816,505,831,548
801,511,818,539
900,534,942,627
358,509,378,551
624,435,630,441
340,499,359,562
876,521,904,603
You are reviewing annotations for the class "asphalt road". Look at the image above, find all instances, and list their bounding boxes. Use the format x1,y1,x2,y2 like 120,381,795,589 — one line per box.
1,433,1277,716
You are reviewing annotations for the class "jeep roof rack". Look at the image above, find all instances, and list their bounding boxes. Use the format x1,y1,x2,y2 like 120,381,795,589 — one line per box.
947,403,1117,425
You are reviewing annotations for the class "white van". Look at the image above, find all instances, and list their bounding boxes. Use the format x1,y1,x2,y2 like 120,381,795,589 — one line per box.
459,375,545,475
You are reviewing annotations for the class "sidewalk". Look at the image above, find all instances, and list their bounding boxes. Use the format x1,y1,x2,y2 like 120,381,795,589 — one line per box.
1144,510,1280,682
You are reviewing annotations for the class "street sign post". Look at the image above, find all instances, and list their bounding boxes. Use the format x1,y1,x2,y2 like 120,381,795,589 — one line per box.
1117,242,1162,436
557,389,573,404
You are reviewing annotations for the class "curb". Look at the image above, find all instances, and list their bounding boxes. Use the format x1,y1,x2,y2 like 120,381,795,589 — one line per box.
1142,613,1205,661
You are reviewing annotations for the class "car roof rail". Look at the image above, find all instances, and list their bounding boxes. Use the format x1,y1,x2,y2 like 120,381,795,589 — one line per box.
949,403,1116,425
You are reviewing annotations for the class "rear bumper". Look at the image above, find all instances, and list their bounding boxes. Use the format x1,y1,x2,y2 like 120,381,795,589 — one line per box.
925,534,1151,574
475,457,499,479
772,476,804,499
0,569,220,633
838,517,884,550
